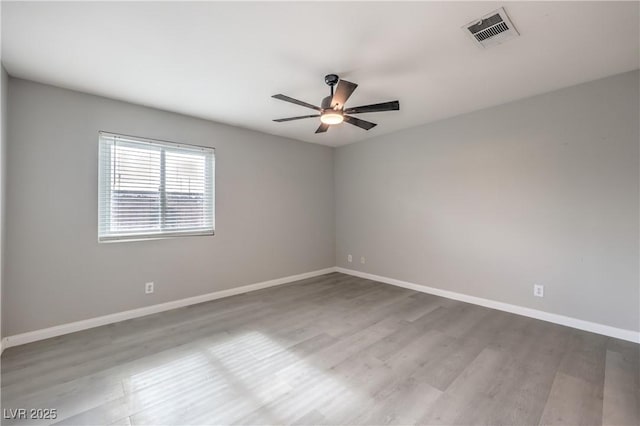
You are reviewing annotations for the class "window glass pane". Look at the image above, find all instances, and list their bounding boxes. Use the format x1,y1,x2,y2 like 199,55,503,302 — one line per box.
110,144,162,233
165,151,207,230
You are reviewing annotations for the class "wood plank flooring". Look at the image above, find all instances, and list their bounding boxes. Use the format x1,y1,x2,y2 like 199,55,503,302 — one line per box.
1,272,638,425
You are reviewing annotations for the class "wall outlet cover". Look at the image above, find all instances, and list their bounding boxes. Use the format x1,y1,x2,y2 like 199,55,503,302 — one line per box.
533,284,544,298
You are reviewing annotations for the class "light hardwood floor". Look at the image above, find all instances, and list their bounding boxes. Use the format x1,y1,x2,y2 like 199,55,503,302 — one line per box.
1,272,639,425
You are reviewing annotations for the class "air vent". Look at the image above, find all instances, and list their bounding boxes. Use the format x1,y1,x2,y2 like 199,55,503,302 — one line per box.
463,7,519,48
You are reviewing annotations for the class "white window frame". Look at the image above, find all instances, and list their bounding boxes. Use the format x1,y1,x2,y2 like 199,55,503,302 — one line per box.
98,131,215,242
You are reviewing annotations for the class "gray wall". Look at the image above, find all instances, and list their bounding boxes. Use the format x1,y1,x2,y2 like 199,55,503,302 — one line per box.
4,78,335,336
0,66,7,339
335,70,639,332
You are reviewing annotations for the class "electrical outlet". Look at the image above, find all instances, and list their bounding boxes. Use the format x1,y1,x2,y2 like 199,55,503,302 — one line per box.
360,256,366,264
145,282,154,294
533,284,544,298
347,254,352,263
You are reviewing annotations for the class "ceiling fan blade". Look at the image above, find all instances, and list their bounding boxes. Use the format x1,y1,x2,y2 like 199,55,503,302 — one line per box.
273,114,320,122
344,100,399,115
344,115,377,131
315,123,330,133
272,94,321,111
331,80,358,109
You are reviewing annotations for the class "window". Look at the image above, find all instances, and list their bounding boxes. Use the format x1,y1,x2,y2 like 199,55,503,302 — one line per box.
98,132,215,242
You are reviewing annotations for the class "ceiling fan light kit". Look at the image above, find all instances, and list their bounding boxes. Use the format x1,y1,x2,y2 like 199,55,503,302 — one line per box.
272,74,400,134
320,111,344,125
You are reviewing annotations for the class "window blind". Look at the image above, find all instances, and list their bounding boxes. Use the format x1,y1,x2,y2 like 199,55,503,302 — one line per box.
98,132,215,242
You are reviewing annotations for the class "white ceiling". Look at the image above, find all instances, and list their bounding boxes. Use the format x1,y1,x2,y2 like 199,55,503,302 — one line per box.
2,1,638,147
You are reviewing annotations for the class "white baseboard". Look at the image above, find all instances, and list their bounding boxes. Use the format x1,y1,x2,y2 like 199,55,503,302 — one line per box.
337,267,640,344
1,267,337,351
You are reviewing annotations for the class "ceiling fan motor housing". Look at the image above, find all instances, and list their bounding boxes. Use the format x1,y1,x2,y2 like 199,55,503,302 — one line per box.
321,96,333,110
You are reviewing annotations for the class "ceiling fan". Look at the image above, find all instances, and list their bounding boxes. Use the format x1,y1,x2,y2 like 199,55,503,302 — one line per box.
272,74,400,134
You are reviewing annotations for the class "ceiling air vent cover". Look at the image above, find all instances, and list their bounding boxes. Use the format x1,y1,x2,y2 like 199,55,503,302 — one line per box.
463,7,519,48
